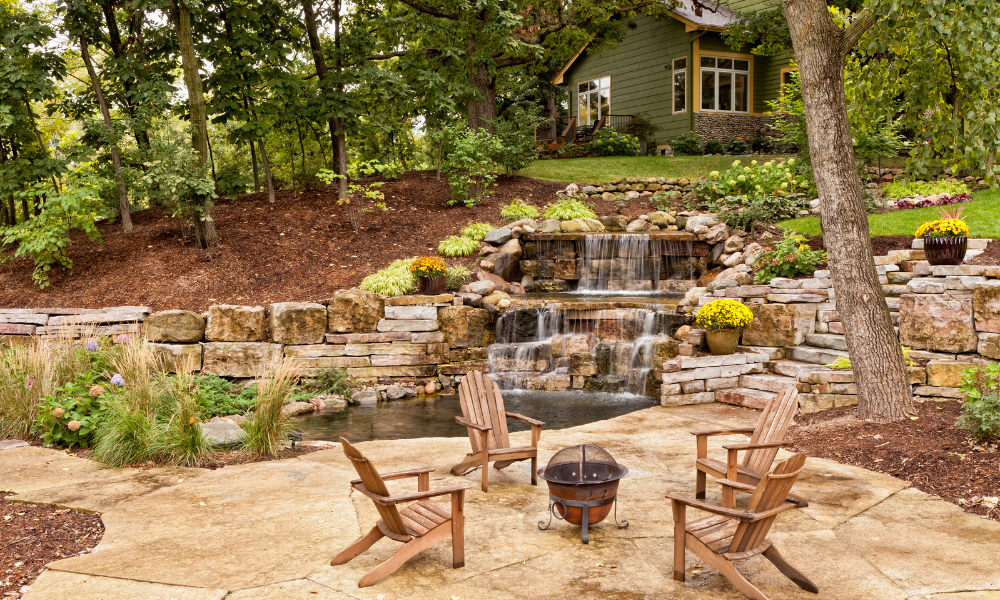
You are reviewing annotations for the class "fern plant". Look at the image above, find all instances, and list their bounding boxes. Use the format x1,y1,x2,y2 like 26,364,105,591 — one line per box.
438,236,479,257
359,258,416,296
460,222,493,241
544,199,597,220
500,198,540,222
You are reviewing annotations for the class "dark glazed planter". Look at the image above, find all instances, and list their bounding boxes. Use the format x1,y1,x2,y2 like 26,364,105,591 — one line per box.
418,275,445,295
924,236,967,266
706,328,741,356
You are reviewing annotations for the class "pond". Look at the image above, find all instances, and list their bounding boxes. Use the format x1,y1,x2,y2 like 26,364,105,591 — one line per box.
292,390,658,442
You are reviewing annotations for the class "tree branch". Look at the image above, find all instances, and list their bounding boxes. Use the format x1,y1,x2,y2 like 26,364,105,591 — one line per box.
397,0,461,20
366,49,442,60
840,9,874,56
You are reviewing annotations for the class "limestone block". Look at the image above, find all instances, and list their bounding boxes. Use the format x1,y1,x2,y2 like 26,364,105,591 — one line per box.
680,354,748,369
973,281,1000,333
705,377,738,390
205,305,267,342
568,353,597,376
742,303,817,347
661,391,715,407
325,332,409,343
283,345,348,357
681,380,706,393
926,359,978,388
202,342,282,378
143,310,206,343
438,305,493,348
344,342,427,356
270,302,327,345
898,294,977,353
347,366,437,379
384,305,438,320
979,332,1000,359
327,289,384,333
148,343,203,373
376,319,439,332
913,386,966,398
289,356,371,373
385,294,452,306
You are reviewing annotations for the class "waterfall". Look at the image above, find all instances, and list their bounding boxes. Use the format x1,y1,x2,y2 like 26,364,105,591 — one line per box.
575,234,696,294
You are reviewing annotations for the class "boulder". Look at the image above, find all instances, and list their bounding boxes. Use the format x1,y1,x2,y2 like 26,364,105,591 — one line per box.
270,302,327,345
497,238,523,258
490,252,521,282
479,245,498,257
568,353,597,376
926,359,979,388
722,252,744,268
742,304,818,347
281,401,315,417
979,332,1000,359
148,342,203,373
647,211,676,227
706,279,738,292
143,310,205,343
703,224,729,244
724,235,745,253
328,289,384,333
578,218,605,232
582,186,600,195
455,292,483,307
507,218,538,230
483,227,512,245
743,243,764,266
973,281,1000,332
560,220,584,232
482,291,511,306
352,390,379,405
597,215,628,231
205,305,267,342
202,342,283,378
684,215,717,232
899,295,978,353
439,305,494,348
385,385,407,400
201,421,244,446
476,270,510,293
538,219,561,233
464,280,496,296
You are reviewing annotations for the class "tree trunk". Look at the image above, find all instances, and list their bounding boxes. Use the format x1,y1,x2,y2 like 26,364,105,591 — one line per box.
309,123,328,166
782,0,913,423
80,35,133,233
303,0,348,196
467,62,497,132
258,139,276,203
173,0,217,247
296,120,307,178
100,0,151,156
249,139,260,192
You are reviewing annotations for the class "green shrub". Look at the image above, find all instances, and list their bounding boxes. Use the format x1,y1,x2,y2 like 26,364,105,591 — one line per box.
442,125,502,207
881,180,971,199
621,112,661,141
726,138,750,154
32,371,107,449
195,375,258,418
544,199,597,220
0,339,88,439
669,132,704,156
704,158,813,226
359,258,416,296
296,367,359,399
92,393,160,467
959,364,1000,442
446,265,471,290
753,231,827,283
703,140,725,155
242,360,300,457
460,222,494,241
750,137,773,153
500,198,539,222
589,129,640,157
438,236,479,257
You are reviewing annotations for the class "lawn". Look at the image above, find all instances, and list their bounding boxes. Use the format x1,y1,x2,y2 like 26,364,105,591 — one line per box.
518,155,793,184
781,189,1000,238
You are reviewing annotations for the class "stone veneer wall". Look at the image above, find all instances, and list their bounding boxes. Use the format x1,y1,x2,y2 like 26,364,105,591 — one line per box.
693,113,777,143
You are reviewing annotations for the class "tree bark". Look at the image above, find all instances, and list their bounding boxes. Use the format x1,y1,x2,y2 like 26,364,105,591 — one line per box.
80,35,133,233
249,139,260,192
303,0,348,196
782,0,913,423
258,139,276,203
467,62,497,132
100,0,151,154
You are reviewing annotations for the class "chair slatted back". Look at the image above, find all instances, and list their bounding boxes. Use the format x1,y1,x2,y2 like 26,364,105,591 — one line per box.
340,437,408,537
728,453,807,553
457,371,511,454
743,388,799,475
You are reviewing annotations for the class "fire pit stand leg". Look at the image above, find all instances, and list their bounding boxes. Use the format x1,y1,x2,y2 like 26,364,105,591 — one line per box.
539,495,622,544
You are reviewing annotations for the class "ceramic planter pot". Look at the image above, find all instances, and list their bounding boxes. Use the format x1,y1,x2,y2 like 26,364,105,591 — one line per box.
706,328,741,356
923,236,967,266
419,275,446,295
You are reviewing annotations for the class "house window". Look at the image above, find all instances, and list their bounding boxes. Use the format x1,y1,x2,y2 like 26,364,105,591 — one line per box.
672,58,686,114
577,76,610,126
700,56,749,113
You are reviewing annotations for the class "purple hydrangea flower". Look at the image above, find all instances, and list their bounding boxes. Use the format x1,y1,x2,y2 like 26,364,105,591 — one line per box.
116,334,131,344
85,340,99,351
110,374,125,387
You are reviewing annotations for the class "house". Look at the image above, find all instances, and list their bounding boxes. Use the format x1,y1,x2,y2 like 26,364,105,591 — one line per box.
552,0,794,151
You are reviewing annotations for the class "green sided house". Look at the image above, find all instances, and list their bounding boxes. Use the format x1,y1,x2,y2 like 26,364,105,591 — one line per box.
550,0,795,152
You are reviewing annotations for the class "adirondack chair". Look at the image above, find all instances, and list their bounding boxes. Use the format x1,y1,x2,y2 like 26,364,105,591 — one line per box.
331,438,472,588
692,387,806,508
667,453,818,600
450,370,545,493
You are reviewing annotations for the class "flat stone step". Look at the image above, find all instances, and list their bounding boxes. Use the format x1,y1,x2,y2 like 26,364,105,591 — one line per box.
804,333,848,351
785,345,849,365
715,387,776,410
770,359,825,378
739,373,807,394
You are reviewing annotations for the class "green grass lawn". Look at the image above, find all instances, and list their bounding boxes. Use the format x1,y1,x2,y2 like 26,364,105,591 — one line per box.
518,155,793,184
781,189,1000,239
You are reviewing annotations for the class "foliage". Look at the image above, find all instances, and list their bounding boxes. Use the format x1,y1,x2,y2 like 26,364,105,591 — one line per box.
359,258,416,296
703,140,725,155
156,369,208,466
141,133,217,242
669,132,704,156
589,128,640,157
442,125,503,207
410,256,448,277
297,367,359,399
438,235,479,257
882,181,971,199
460,222,494,241
765,69,809,163
491,108,542,174
621,113,661,141
194,375,258,419
915,218,969,238
895,192,970,210
317,162,389,235
853,119,904,167
32,371,107,449
500,198,539,222
825,346,915,371
445,265,471,290
242,359,300,457
959,363,1000,442
704,159,813,227
753,230,827,283
750,137,773,153
544,199,596,220
696,299,754,331
726,138,750,155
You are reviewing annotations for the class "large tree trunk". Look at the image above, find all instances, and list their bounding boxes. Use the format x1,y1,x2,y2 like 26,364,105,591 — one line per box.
173,0,218,247
303,0,348,197
782,0,913,423
100,0,151,155
80,35,133,233
467,62,497,132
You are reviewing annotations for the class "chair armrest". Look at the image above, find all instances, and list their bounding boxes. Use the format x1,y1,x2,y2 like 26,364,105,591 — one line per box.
690,428,755,438
747,501,799,521
665,493,752,522
381,484,473,506
456,416,492,432
379,466,436,481
716,478,757,493
722,441,792,451
506,412,545,427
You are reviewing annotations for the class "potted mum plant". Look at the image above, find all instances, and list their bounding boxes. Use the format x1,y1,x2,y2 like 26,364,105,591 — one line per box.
696,299,755,355
916,204,970,266
410,256,448,294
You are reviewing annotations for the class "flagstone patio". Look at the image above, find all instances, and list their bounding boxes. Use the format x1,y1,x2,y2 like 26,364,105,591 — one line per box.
2,403,998,600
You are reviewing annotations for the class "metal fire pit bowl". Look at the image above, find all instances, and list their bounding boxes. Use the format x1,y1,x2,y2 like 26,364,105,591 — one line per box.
537,444,629,543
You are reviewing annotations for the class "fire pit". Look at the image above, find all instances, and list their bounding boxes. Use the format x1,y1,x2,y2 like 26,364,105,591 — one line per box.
537,444,629,543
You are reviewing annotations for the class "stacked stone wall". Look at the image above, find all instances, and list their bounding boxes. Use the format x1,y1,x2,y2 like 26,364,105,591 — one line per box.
693,113,778,144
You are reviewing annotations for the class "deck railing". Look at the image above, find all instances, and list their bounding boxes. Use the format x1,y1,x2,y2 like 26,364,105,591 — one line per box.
535,115,635,149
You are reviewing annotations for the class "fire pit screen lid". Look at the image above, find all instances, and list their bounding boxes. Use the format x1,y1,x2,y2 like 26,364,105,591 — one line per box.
540,444,628,484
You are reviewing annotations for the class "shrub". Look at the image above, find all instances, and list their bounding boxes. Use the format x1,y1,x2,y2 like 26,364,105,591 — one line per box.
621,112,661,141
703,140,725,155
297,367,359,399
242,359,300,457
195,375,258,418
491,107,542,174
959,363,1000,442
317,160,389,234
882,180,971,199
706,158,813,226
895,192,971,210
750,137,773,153
669,132,704,156
438,235,479,257
696,299,754,331
753,231,827,283
33,371,107,449
446,265,471,290
442,125,502,207
460,222,494,241
589,129,640,157
359,258,416,296
500,199,539,222
544,199,597,220
410,256,447,277
726,138,750,154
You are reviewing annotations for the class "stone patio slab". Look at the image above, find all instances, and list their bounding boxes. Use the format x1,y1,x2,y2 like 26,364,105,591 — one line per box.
21,571,227,600
10,466,206,512
227,579,354,599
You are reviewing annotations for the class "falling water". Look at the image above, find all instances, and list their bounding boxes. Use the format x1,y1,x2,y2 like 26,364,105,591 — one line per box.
575,234,696,294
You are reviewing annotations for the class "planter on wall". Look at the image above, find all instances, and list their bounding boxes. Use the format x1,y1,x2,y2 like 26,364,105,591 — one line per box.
924,236,967,266
418,275,446,295
706,329,741,356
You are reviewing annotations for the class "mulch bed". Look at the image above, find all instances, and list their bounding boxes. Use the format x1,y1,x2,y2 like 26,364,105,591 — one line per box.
789,401,1000,522
968,240,1000,265
1,493,104,598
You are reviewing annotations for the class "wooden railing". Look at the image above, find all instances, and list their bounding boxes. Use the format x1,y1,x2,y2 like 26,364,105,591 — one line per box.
535,114,634,150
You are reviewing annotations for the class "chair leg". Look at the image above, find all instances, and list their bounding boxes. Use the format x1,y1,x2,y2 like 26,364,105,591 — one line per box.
450,454,482,476
452,491,465,569
358,526,450,588
530,455,537,486
331,525,383,566
763,545,818,594
481,450,489,493
671,501,686,582
695,469,706,500
687,535,768,600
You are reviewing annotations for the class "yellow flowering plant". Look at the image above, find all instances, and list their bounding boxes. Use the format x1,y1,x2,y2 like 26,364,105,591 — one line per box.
915,203,971,238
696,299,754,331
410,256,447,278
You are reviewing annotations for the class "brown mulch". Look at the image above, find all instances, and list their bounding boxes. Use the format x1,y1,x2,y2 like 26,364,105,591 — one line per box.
801,234,914,257
789,401,1000,522
0,493,104,597
968,240,1000,265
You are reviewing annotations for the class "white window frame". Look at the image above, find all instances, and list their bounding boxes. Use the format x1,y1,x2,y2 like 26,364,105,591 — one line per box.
672,57,687,115
577,76,611,126
699,56,750,114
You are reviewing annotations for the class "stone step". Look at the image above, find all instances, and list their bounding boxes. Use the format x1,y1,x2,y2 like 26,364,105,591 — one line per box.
770,359,821,378
785,345,849,365
715,387,776,410
739,373,808,394
804,333,848,351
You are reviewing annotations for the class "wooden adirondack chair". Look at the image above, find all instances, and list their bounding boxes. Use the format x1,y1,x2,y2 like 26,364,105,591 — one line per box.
331,438,472,588
667,453,818,600
692,387,806,508
450,370,545,493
